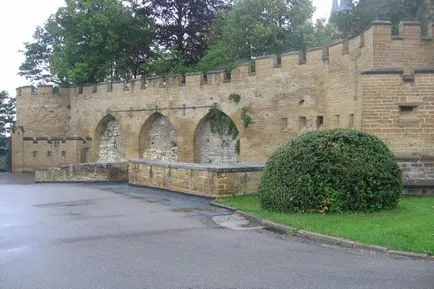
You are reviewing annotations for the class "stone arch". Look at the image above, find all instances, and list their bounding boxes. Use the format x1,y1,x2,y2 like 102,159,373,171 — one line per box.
194,109,240,164
93,115,125,163
139,112,178,161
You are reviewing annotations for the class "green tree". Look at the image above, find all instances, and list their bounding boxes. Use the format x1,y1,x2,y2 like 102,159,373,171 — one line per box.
0,91,16,136
298,19,340,49
197,0,314,71
19,0,154,85
130,0,232,67
18,27,55,83
330,0,428,38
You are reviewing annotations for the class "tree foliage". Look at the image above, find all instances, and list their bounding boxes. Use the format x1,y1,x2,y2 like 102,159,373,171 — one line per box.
197,0,314,71
19,0,343,83
0,91,16,136
299,19,340,49
19,27,55,83
20,0,154,85
130,0,232,67
330,0,428,38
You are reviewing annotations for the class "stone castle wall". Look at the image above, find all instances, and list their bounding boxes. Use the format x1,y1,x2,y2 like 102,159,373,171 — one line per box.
11,21,434,175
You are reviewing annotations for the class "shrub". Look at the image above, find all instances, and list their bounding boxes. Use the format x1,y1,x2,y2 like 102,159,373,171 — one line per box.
258,129,403,213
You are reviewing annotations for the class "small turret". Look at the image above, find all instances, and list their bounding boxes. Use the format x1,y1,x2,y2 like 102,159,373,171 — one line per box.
338,0,353,12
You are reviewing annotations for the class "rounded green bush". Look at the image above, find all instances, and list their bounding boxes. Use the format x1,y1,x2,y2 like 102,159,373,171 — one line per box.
258,129,402,213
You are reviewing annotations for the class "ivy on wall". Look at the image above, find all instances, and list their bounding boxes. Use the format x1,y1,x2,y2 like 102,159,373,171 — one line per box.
241,107,252,128
208,107,239,140
208,104,252,156
229,93,241,104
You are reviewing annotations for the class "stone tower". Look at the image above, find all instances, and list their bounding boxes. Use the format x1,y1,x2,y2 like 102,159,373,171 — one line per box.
339,0,352,11
331,0,339,15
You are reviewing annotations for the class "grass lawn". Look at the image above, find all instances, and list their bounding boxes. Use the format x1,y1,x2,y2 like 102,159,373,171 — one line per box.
218,195,434,255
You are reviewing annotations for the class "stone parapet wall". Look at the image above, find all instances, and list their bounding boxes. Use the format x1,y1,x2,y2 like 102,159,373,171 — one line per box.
33,157,434,195
35,162,128,183
129,160,264,197
128,158,434,196
397,156,434,195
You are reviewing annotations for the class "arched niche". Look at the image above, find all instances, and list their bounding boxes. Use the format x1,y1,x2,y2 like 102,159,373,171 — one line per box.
94,115,125,163
139,112,178,161
194,109,240,164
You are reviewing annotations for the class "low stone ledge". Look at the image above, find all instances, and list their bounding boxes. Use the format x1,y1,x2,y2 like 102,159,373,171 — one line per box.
128,160,263,197
129,159,265,173
35,162,128,183
397,156,434,195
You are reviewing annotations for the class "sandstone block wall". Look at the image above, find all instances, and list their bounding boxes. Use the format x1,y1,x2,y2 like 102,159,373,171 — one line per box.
12,21,434,181
398,156,434,195
97,117,125,163
140,113,178,161
11,131,90,172
129,160,263,197
194,116,239,164
35,162,128,183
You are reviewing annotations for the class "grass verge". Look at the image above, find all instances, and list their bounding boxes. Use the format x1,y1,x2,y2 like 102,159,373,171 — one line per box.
218,195,434,255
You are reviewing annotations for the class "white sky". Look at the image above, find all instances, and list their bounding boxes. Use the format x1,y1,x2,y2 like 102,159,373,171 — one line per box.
0,0,331,97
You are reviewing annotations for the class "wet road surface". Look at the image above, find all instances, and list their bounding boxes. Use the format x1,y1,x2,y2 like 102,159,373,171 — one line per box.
0,173,433,289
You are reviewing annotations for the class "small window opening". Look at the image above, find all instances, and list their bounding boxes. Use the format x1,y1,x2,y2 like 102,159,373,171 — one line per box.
349,114,355,128
316,116,324,129
249,61,256,74
224,71,231,82
299,117,307,131
275,55,282,68
202,72,208,84
400,106,415,114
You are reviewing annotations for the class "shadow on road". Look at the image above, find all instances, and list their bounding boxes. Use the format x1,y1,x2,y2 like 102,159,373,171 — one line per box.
0,173,35,185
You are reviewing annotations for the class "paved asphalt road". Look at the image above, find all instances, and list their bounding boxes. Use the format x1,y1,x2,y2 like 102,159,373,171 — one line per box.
0,173,432,289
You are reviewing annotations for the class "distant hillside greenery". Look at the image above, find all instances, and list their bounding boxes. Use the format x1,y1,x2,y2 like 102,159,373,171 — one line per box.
19,0,429,85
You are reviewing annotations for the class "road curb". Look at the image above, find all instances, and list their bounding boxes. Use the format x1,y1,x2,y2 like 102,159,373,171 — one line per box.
209,201,238,213
297,230,355,248
209,201,433,261
387,250,429,260
235,210,264,225
353,242,388,253
262,220,295,234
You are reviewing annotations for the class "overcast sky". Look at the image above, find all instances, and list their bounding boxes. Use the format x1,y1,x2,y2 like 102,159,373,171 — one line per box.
0,0,331,97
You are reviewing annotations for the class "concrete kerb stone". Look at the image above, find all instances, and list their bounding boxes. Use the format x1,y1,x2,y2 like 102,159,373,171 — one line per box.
208,202,433,261
387,250,429,260
353,242,389,253
297,230,355,249
262,220,295,234
209,201,238,213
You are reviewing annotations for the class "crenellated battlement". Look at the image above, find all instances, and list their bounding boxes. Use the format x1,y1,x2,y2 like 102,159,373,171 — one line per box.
16,21,434,100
